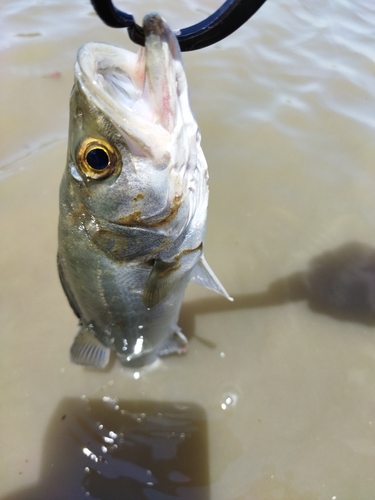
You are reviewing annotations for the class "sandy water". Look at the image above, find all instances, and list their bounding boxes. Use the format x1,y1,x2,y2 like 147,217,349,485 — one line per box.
1,0,375,498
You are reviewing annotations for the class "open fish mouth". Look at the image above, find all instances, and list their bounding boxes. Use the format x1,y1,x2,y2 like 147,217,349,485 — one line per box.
75,13,189,163
59,13,232,370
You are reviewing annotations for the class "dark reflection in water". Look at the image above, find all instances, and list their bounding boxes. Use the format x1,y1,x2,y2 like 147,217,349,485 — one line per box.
305,242,375,320
180,242,375,336
2,399,209,500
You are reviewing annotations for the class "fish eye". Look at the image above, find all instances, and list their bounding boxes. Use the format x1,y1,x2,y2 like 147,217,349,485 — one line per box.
76,137,122,180
86,148,109,170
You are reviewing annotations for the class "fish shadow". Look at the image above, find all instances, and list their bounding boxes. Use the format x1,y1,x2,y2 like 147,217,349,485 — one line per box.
180,241,375,341
1,398,210,500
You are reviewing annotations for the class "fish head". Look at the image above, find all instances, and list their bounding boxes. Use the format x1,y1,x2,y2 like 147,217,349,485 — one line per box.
63,13,208,236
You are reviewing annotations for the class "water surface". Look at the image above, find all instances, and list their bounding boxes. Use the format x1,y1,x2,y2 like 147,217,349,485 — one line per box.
1,0,375,498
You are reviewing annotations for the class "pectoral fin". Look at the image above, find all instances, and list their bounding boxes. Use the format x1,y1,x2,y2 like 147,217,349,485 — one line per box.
143,259,183,309
70,325,110,369
189,255,233,301
143,247,202,308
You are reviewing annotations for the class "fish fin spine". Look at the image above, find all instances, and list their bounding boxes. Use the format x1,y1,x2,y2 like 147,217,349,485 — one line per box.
189,255,233,301
70,325,110,369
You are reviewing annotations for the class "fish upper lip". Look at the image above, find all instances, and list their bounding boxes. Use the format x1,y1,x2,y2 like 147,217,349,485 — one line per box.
103,217,167,234
115,196,182,229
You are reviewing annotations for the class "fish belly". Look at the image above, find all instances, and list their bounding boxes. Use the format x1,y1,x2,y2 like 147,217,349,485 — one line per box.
58,220,189,368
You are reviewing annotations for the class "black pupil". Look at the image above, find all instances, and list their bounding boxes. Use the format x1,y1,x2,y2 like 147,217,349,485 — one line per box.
86,148,109,170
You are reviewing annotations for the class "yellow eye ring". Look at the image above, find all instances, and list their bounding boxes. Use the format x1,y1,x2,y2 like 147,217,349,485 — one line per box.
76,137,121,180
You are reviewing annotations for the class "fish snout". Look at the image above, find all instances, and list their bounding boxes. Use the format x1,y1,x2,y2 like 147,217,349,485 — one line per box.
143,12,169,39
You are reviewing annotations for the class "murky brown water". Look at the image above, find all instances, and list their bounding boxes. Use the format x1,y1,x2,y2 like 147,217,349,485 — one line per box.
3,398,209,499
1,0,375,499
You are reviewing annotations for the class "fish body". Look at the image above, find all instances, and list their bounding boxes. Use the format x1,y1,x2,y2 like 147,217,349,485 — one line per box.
58,14,231,369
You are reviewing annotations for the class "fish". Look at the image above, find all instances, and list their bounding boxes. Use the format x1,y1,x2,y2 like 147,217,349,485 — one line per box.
58,13,232,369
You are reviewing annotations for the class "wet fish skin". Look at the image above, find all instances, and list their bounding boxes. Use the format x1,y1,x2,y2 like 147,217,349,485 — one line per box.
58,13,231,369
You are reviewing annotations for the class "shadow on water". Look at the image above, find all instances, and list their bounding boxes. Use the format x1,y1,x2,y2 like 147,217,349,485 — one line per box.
180,241,375,339
2,399,209,500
